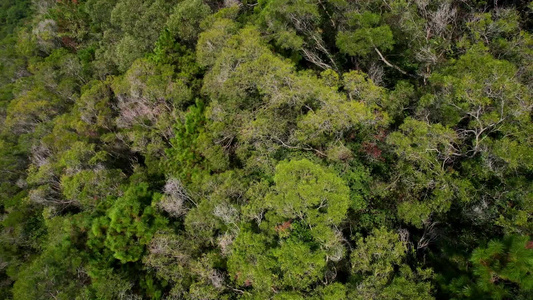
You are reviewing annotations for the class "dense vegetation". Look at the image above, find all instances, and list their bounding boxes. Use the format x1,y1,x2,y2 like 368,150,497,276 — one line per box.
0,0,532,299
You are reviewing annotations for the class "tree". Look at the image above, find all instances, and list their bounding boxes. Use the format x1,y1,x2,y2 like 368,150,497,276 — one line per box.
426,45,531,164
74,79,115,132
11,216,86,300
386,118,469,227
348,227,434,300
91,183,167,263
337,11,394,58
263,159,350,233
111,58,193,173
229,159,350,295
166,0,211,45
470,235,533,299
1,1,532,299
256,0,337,69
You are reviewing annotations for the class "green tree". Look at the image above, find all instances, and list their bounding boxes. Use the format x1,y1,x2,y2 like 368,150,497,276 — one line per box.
166,0,211,45
337,11,394,58
348,227,434,300
470,235,533,299
229,159,350,295
91,183,167,263
386,118,469,227
256,0,337,69
11,216,85,300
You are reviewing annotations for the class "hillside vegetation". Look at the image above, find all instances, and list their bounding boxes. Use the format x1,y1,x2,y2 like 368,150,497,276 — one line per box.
0,0,532,299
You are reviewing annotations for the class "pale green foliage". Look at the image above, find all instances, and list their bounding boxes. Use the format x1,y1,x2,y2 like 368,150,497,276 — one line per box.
196,18,238,67
386,118,468,227
343,70,385,103
229,159,350,295
295,94,381,146
337,12,394,57
257,0,319,50
273,239,326,288
310,282,347,300
60,168,124,209
265,159,349,228
113,35,147,73
428,46,529,129
54,141,124,209
463,8,532,70
113,58,192,107
98,0,175,72
4,87,58,134
74,79,114,132
167,0,211,44
256,0,336,69
184,199,226,245
349,227,434,300
387,118,458,172
426,46,531,174
257,0,318,52
200,26,383,172
227,229,276,292
143,231,199,298
273,292,305,300
181,171,246,248
351,227,406,280
111,58,192,170
1,1,532,299
342,69,414,124
31,18,60,54
76,268,135,300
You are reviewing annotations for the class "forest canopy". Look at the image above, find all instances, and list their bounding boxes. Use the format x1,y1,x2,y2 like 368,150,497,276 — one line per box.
0,0,532,299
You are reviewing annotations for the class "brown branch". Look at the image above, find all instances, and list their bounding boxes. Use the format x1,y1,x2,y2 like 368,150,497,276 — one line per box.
374,47,417,78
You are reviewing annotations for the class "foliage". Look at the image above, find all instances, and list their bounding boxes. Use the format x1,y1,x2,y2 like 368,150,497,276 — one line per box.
0,0,531,299
92,183,167,263
470,235,533,299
